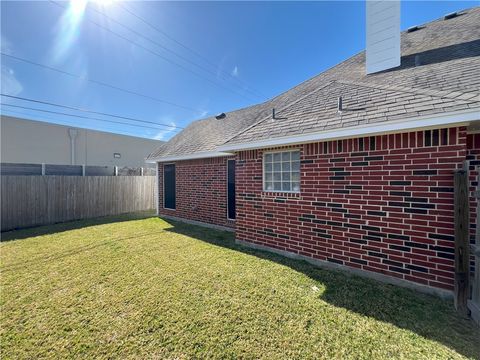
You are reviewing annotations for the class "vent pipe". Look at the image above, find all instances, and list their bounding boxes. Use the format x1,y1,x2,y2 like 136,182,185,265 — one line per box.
272,108,276,120
337,97,343,113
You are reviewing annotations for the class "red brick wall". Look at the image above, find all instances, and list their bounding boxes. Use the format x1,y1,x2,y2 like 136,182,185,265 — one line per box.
157,157,235,229
236,127,474,291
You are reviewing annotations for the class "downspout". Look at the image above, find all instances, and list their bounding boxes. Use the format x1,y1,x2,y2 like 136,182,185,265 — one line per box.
68,128,78,165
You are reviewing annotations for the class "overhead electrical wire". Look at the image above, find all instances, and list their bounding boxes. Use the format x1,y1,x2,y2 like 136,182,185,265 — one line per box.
1,52,199,113
48,0,259,103
87,2,265,100
118,2,268,99
0,103,182,131
1,94,183,130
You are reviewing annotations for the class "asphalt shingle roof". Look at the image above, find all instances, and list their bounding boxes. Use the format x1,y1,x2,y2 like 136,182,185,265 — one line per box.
148,7,480,160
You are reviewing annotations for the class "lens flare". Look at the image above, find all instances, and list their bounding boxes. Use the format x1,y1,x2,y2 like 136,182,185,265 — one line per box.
51,0,88,62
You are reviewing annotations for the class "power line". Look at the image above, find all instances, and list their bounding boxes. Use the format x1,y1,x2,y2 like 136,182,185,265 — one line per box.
1,94,183,130
87,2,264,100
49,0,259,103
0,103,182,131
1,52,199,113
0,108,167,140
118,2,268,99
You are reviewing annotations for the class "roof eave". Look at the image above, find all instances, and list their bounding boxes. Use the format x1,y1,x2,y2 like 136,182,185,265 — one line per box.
217,108,480,152
145,151,232,163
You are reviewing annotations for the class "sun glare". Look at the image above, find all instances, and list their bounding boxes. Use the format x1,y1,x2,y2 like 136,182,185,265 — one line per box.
92,0,116,6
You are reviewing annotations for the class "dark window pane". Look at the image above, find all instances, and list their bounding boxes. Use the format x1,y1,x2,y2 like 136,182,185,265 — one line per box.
424,130,432,147
441,128,448,145
432,129,439,146
164,164,176,209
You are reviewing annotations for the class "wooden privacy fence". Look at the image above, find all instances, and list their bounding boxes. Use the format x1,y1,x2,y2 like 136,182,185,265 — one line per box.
1,176,155,232
469,190,480,326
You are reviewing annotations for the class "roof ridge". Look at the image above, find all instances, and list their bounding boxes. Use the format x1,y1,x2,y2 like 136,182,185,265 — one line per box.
335,79,478,102
221,80,337,146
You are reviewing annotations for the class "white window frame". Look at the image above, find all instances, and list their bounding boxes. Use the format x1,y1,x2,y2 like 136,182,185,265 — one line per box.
263,149,300,193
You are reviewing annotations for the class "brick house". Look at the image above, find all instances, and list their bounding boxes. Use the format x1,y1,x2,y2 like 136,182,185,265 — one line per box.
147,8,480,297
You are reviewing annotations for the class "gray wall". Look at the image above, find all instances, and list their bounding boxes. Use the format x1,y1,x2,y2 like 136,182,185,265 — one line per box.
0,116,163,167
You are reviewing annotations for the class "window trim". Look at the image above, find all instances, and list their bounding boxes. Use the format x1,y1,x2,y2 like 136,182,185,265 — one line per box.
163,163,176,210
262,149,301,193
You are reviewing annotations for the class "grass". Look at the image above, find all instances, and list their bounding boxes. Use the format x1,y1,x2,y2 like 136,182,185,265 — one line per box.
1,215,479,359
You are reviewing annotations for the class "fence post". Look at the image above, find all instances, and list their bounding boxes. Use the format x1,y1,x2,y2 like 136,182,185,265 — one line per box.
454,169,470,315
82,164,86,176
41,163,46,176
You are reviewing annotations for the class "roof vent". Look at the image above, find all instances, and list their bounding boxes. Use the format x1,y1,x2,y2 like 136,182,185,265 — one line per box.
444,12,458,20
415,55,422,67
215,112,226,120
407,25,421,33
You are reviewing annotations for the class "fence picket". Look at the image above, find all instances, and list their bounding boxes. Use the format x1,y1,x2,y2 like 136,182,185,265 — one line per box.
0,176,155,231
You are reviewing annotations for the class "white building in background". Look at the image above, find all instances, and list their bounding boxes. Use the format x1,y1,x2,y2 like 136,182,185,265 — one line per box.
0,116,164,167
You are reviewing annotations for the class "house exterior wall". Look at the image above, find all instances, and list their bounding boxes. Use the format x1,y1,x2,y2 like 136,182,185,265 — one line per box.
235,127,476,292
0,116,161,167
154,127,478,293
157,157,235,229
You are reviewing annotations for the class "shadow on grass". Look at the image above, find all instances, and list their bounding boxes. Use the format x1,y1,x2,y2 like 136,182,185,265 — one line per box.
163,218,480,359
1,211,155,242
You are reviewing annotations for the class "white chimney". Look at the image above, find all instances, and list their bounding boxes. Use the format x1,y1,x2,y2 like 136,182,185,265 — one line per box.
366,0,401,74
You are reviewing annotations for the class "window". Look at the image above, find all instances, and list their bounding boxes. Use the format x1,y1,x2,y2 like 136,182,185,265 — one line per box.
263,150,300,192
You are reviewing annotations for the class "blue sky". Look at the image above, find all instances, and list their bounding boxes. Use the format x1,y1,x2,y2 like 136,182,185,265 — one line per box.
1,1,476,141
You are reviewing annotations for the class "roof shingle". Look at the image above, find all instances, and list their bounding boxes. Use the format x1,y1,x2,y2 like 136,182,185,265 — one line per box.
148,7,480,160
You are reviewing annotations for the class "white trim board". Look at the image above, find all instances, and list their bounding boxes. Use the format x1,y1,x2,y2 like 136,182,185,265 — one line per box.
146,151,231,163
218,108,480,152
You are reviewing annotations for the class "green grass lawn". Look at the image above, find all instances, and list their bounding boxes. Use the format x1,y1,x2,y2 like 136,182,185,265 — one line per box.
1,215,479,359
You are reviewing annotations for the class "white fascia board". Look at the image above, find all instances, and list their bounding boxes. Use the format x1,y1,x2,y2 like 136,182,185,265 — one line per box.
218,108,480,152
146,151,231,163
